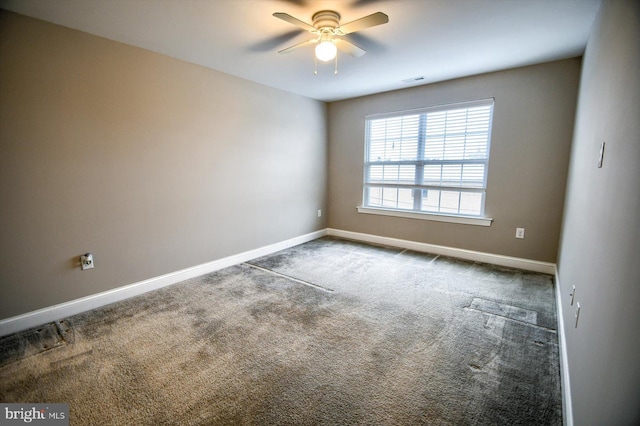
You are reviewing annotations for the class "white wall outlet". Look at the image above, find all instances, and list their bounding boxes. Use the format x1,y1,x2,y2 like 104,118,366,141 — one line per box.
317,209,322,217
80,253,94,270
515,228,525,239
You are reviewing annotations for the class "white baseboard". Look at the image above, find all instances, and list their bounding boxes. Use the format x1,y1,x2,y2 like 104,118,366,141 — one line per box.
555,268,573,426
327,228,556,274
0,229,327,337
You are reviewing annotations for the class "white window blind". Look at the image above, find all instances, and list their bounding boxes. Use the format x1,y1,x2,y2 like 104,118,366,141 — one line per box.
363,99,494,217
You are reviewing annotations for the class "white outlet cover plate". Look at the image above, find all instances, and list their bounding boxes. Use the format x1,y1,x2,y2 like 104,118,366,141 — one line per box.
80,254,94,270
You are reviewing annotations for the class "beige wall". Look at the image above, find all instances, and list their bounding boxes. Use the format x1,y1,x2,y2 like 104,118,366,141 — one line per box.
0,11,327,319
558,0,640,424
327,59,581,262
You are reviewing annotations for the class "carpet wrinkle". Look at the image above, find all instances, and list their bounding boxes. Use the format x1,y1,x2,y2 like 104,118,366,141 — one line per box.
0,236,561,425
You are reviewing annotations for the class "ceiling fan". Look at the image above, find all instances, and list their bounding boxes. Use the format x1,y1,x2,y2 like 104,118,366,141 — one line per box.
273,10,389,73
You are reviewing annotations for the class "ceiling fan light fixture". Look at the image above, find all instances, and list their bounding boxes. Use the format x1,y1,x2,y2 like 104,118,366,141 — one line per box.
315,40,337,62
274,9,388,73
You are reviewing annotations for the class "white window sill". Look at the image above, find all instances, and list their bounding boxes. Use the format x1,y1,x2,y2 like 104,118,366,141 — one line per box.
356,206,493,227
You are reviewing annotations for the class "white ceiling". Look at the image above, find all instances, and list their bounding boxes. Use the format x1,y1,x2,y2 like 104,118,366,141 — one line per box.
0,0,601,102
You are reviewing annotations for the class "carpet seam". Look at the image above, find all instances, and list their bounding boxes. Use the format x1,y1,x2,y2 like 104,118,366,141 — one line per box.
243,262,334,293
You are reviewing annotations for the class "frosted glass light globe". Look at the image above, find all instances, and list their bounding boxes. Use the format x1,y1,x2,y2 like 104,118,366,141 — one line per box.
315,41,337,62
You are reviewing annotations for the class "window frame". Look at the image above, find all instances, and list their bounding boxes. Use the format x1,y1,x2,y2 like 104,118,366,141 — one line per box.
360,99,494,226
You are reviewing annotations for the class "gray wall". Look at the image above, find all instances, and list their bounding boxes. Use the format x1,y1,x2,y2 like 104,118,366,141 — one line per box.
557,0,640,424
327,60,581,262
0,11,327,319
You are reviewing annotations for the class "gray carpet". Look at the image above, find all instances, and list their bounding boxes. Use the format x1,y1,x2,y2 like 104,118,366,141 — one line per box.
0,237,562,425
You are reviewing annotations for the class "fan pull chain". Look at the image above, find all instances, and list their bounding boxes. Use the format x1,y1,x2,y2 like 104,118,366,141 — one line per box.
312,48,339,75
314,53,318,75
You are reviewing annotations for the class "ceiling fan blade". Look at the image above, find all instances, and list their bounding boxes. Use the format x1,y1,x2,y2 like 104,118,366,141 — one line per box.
248,29,304,52
335,38,366,58
277,38,317,54
337,12,388,35
273,13,316,32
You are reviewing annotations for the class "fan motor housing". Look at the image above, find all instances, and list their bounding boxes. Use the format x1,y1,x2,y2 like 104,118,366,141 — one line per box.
312,10,340,30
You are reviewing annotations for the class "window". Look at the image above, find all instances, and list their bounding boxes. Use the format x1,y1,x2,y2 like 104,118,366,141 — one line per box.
361,99,494,222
